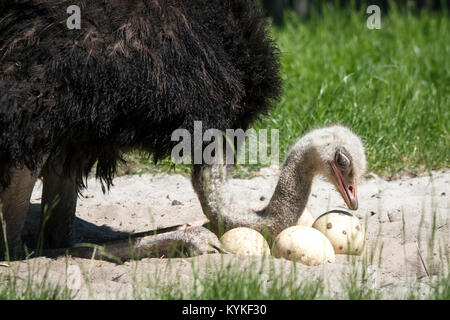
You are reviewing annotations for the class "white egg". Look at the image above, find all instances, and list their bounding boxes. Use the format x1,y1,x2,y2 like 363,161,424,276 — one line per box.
272,226,335,266
312,210,365,255
220,227,271,256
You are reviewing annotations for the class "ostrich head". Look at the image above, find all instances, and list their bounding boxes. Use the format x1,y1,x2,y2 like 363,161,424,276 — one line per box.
304,125,367,210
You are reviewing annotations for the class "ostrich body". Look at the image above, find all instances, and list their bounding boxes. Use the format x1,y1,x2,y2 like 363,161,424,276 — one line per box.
0,0,281,256
192,125,367,238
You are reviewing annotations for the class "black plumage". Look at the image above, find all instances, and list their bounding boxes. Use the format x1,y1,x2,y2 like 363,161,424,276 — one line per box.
0,0,282,191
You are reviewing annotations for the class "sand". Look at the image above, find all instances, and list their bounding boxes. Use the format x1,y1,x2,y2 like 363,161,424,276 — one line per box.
1,167,448,299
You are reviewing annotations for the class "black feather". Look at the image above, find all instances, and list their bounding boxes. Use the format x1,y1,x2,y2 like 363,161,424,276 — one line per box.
0,0,282,191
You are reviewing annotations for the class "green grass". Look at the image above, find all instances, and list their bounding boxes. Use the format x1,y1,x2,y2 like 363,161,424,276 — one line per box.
130,256,326,300
118,6,449,178
260,6,449,176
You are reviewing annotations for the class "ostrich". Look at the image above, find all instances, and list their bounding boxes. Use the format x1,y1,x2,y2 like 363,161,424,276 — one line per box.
192,125,367,239
0,0,282,256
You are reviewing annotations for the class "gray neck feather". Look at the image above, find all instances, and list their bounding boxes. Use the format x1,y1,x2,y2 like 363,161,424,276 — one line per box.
263,145,315,235
192,141,317,237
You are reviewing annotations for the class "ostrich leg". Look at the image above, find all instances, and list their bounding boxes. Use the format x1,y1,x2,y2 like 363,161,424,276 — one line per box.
0,167,37,258
38,163,78,248
42,224,222,262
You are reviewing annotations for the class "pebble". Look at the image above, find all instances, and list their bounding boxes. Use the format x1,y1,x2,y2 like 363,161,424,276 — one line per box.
171,199,183,206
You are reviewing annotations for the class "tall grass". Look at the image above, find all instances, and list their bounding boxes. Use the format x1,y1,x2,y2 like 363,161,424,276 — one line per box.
129,255,326,300
256,5,449,176
0,260,76,300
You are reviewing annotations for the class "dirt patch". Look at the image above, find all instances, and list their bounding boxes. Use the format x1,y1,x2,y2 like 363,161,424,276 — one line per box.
1,168,448,299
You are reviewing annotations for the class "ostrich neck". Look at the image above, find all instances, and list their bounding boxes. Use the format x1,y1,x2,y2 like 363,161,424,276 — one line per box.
192,143,316,237
264,147,315,234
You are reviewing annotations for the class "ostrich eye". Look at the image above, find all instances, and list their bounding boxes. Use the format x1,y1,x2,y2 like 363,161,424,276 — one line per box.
335,148,351,169
337,154,350,168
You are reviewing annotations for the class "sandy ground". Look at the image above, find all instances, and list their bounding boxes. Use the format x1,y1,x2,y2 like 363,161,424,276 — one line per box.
1,167,449,299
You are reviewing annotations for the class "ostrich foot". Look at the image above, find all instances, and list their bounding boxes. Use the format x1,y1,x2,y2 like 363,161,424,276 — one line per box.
173,225,225,256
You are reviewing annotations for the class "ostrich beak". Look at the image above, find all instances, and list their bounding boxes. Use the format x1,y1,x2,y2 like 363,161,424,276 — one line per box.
331,162,358,210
